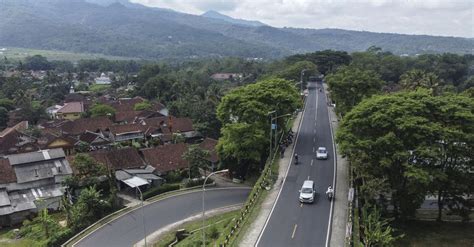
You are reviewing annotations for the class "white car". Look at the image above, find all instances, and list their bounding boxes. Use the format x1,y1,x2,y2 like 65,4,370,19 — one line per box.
316,147,328,160
299,180,315,203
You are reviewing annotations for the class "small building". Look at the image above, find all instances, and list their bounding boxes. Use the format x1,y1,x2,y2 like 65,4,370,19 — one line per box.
56,102,84,120
95,73,111,85
210,73,243,81
0,149,73,226
106,124,147,143
141,143,189,175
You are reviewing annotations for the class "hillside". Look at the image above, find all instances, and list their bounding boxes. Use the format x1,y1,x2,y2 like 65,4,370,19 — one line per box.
0,0,472,60
201,10,266,27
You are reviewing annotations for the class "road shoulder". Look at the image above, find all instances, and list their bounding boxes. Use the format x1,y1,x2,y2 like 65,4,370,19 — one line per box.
326,84,350,247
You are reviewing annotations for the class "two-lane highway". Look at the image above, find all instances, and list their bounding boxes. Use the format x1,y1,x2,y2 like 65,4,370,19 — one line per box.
257,81,336,247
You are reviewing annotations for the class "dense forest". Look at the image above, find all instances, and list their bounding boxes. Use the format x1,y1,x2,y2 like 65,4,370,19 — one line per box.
0,0,472,60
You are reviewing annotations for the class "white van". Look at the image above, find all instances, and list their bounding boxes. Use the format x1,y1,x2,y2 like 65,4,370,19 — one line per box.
299,180,315,203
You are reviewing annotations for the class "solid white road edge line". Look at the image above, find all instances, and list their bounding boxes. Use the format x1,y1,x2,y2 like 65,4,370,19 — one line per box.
325,86,337,247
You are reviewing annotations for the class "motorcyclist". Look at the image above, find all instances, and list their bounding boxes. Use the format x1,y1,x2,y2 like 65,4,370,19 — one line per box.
294,153,299,164
326,185,334,199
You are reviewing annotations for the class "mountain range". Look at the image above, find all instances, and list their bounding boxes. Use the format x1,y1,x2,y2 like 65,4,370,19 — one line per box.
0,0,472,60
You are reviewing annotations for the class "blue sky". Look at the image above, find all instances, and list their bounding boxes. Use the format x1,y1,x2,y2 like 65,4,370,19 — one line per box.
132,0,473,38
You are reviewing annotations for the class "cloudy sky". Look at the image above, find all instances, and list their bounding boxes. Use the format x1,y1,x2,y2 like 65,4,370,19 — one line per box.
131,0,473,38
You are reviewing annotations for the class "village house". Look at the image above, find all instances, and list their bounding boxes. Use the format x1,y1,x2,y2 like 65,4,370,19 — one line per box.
0,149,72,226
55,102,84,120
141,116,200,143
105,124,148,143
94,72,111,85
141,143,189,176
59,117,113,137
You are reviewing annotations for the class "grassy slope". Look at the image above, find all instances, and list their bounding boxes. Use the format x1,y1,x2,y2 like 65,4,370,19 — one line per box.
394,221,474,247
0,47,138,62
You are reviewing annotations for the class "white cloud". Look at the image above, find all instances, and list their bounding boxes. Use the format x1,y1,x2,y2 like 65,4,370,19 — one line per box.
131,0,474,37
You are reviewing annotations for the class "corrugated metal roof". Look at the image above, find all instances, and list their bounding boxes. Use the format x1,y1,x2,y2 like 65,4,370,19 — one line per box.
8,149,65,165
123,176,149,188
0,190,11,207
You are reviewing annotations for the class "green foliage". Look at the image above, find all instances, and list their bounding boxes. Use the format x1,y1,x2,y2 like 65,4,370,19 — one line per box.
275,61,318,82
69,186,111,232
24,55,52,70
133,100,152,111
337,90,474,219
0,106,8,129
360,206,402,246
0,98,15,110
285,50,351,75
89,84,111,93
217,77,299,177
90,104,116,117
182,145,210,178
326,65,384,115
65,153,108,189
400,69,442,95
142,184,181,200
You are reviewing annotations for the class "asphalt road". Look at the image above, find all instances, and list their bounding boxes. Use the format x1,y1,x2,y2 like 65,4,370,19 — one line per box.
76,187,250,247
257,81,335,247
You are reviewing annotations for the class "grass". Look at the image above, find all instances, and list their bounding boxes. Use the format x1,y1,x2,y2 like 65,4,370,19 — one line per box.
0,47,138,62
154,210,240,247
394,220,474,247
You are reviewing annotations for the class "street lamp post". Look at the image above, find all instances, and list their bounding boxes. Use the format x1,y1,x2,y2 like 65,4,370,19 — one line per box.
136,186,147,247
267,111,276,160
202,169,229,247
300,69,308,95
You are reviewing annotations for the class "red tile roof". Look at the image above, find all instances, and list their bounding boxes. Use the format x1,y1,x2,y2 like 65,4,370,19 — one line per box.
0,158,16,184
199,138,219,163
141,143,189,173
88,147,145,170
107,124,147,135
143,116,194,133
57,102,84,113
60,117,113,135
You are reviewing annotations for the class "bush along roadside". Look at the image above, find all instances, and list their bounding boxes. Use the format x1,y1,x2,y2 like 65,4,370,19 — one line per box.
142,184,181,200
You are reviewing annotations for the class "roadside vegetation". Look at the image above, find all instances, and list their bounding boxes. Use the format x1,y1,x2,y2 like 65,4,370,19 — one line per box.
325,47,473,245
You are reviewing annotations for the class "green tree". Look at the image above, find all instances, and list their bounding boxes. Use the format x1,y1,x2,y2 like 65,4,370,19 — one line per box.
90,104,116,117
337,90,474,220
326,66,384,115
0,107,8,129
182,145,210,179
285,50,351,75
24,55,52,70
69,186,111,232
65,153,107,190
217,122,266,177
0,98,15,110
400,69,442,95
360,206,401,246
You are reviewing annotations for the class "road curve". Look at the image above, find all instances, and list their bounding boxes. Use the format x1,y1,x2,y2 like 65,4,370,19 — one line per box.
76,187,251,247
257,81,336,247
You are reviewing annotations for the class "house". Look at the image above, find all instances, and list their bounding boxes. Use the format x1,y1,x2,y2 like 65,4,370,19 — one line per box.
72,148,162,190
105,97,168,116
95,73,111,85
141,143,189,175
198,138,220,170
0,122,37,155
59,117,113,136
141,116,200,143
106,124,147,143
77,131,110,150
210,73,243,81
36,130,77,155
56,102,84,120
113,110,164,124
0,149,73,226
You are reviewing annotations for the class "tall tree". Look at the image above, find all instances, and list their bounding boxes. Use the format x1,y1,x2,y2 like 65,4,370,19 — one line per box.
182,145,210,179
326,66,384,115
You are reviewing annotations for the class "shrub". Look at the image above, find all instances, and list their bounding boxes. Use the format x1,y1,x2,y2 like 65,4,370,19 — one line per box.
47,228,74,247
185,178,213,188
142,184,181,200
